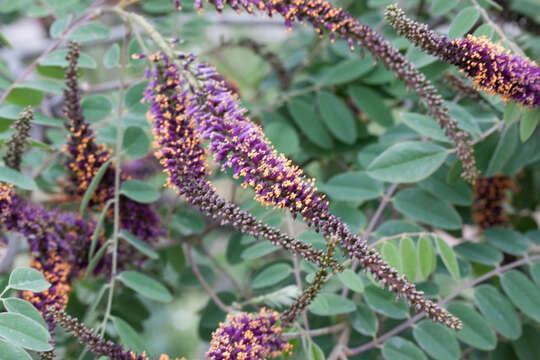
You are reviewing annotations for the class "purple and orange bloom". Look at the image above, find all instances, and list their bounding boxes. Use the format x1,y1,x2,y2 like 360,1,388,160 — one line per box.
206,309,291,360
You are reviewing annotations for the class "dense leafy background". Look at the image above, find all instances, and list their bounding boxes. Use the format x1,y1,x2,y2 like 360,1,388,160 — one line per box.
1,0,540,359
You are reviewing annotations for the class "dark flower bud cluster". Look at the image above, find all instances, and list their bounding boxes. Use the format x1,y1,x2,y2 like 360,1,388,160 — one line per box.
3,106,32,171
385,4,540,108
145,53,339,271
206,308,291,360
280,238,336,328
63,41,164,253
182,0,478,183
50,307,183,360
472,174,517,229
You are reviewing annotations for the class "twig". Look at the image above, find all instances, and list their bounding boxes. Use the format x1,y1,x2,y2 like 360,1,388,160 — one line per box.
346,254,540,355
328,327,350,360
282,323,346,339
197,240,248,297
184,243,232,313
99,27,129,336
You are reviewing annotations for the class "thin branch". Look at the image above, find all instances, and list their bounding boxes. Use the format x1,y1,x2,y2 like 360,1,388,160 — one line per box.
347,255,540,355
184,243,232,313
99,27,129,336
197,240,248,297
282,323,346,339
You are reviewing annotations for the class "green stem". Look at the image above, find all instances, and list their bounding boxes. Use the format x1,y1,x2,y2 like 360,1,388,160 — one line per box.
99,26,129,337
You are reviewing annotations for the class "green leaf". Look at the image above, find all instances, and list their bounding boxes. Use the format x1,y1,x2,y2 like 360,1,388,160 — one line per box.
69,21,110,43
329,203,366,233
352,302,378,336
364,285,409,319
123,126,150,158
6,87,43,107
484,228,529,255
308,342,325,360
317,91,357,144
321,171,382,202
486,123,518,176
287,99,333,149
337,269,364,293
367,142,448,183
263,121,299,155
252,263,291,289
504,101,522,125
171,208,205,236
80,159,111,216
0,167,36,190
318,55,374,85
435,237,460,280
446,302,497,350
380,240,401,273
112,317,147,354
18,79,63,95
520,108,540,142
0,313,52,351
453,242,502,265
347,85,393,127
3,298,47,330
418,236,434,279
120,180,160,203
531,262,540,286
124,81,149,114
513,325,540,360
242,242,280,260
446,102,481,137
431,0,459,16
104,43,120,69
82,95,113,123
448,7,480,39
500,270,540,322
413,320,460,360
49,15,71,38
8,267,50,292
474,284,521,340
119,230,159,260
400,237,417,282
382,337,427,360
394,188,462,230
0,339,32,360
118,271,173,303
401,113,450,143
308,293,356,316
473,23,495,38
40,49,97,69
418,168,473,206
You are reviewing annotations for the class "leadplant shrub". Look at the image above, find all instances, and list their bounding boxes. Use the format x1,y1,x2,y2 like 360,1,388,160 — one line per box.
0,0,539,359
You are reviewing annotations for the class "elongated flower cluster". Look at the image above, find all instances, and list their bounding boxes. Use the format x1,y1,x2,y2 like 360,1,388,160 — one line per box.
63,41,163,249
3,106,32,171
146,53,339,270
0,184,108,329
385,5,540,108
206,308,291,360
472,175,517,229
50,307,183,360
176,56,462,329
184,0,477,183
